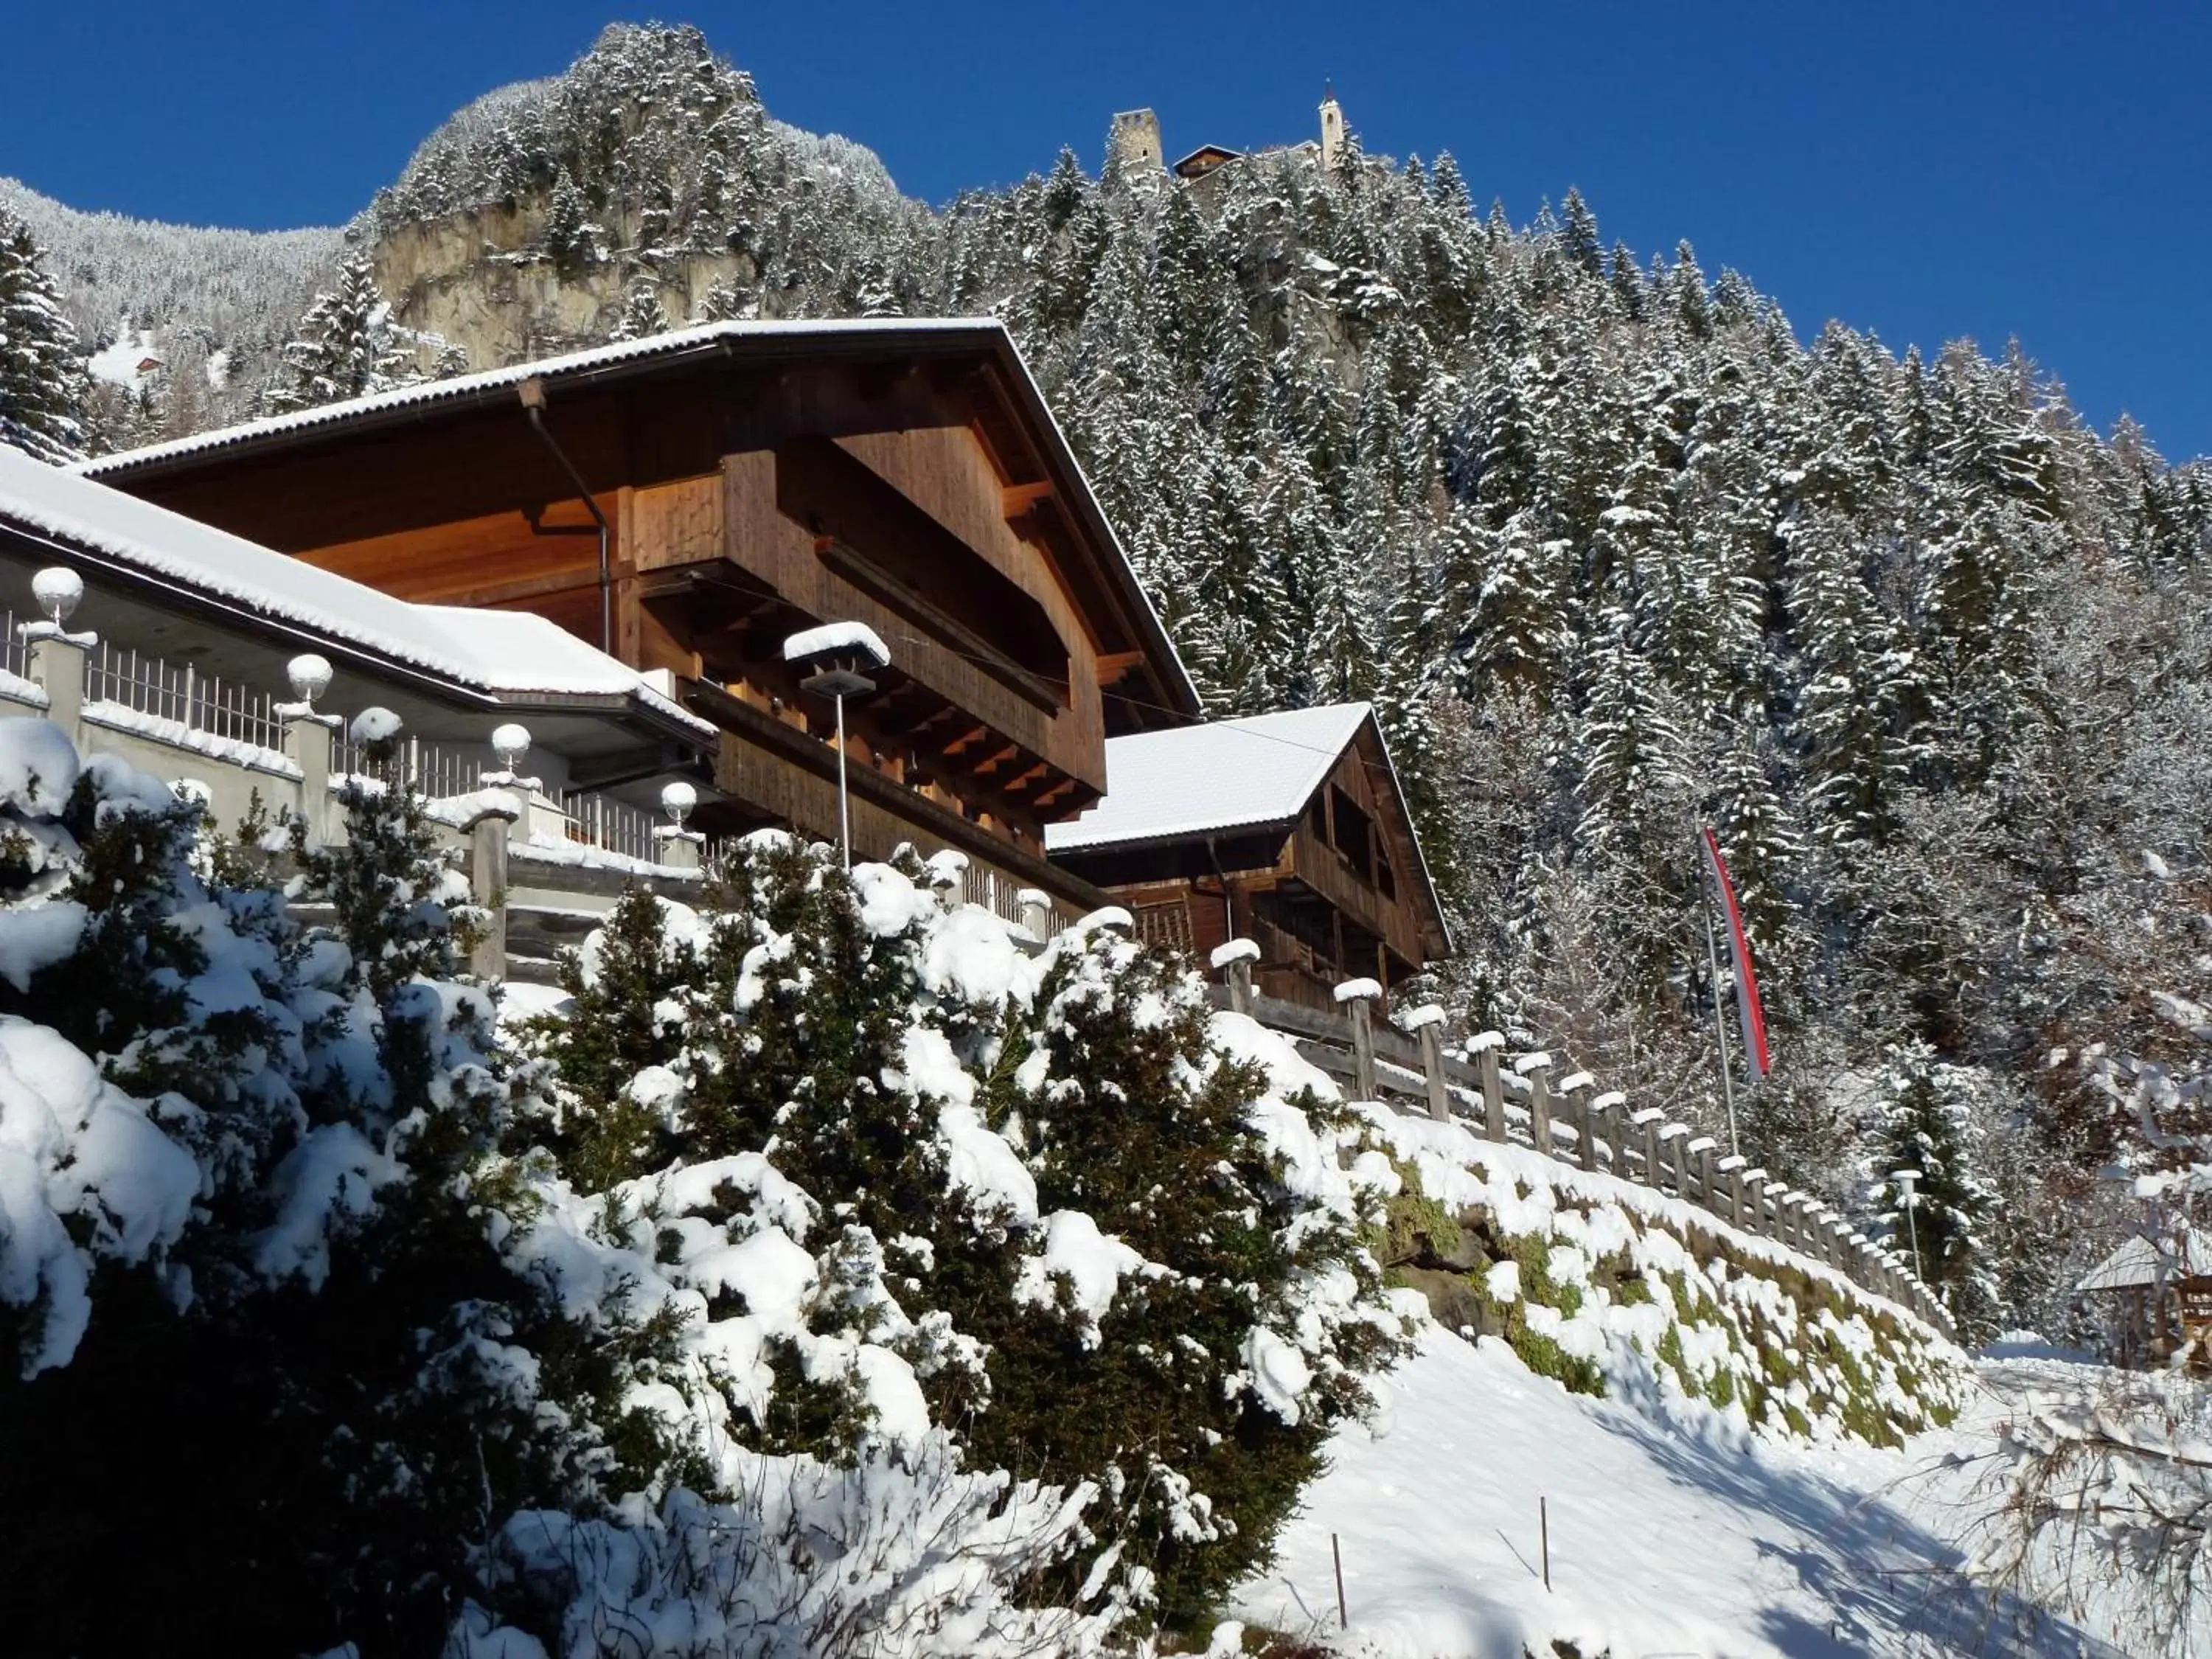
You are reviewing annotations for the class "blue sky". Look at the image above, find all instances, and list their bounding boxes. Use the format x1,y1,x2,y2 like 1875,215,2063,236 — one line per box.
8,2,2209,459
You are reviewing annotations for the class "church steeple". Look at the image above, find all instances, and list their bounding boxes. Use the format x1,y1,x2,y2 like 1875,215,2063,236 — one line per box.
1319,83,1346,172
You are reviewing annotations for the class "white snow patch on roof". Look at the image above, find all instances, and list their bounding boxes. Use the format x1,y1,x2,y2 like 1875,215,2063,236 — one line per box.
0,447,709,730
1046,703,1372,852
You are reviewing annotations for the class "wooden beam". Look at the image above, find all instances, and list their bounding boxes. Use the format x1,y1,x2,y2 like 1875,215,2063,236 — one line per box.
1095,650,1146,687
1004,762,1050,795
973,744,1019,778
425,568,601,610
1001,479,1055,517
945,724,990,757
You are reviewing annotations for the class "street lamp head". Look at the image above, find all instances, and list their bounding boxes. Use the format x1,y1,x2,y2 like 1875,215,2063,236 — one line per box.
660,779,698,828
491,723,532,772
32,567,83,627
784,622,890,699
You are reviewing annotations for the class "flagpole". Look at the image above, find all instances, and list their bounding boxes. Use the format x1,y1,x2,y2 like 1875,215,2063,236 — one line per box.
1698,829,1742,1158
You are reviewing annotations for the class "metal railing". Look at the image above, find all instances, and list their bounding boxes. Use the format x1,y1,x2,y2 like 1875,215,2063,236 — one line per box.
558,789,662,863
0,609,31,683
331,731,486,800
83,641,291,755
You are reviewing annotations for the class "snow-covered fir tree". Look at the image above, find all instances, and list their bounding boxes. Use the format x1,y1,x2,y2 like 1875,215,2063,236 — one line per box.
261,245,418,414
0,205,88,462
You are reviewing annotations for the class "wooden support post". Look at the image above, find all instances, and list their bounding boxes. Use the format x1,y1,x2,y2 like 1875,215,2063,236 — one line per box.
1517,1053,1554,1156
463,802,518,981
1402,1005,1451,1122
1335,978,1382,1101
1213,939,1259,1016
1470,1034,1507,1142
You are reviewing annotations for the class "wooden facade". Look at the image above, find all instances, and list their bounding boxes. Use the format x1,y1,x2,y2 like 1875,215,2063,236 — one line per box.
1051,712,1450,1010
82,323,1198,916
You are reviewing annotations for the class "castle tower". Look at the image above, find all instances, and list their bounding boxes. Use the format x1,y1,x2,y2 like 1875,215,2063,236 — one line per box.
1319,84,1346,172
1109,108,1163,180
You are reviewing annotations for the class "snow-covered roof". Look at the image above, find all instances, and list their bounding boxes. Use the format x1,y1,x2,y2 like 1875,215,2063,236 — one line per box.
0,445,712,734
73,316,1202,717
1046,703,1373,853
2076,1230,2212,1293
70,318,995,477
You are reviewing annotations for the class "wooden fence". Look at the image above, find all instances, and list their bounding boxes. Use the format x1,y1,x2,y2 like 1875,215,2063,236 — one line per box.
1206,950,1958,1340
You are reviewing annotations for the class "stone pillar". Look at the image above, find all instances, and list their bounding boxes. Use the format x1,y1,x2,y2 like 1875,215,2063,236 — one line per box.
1400,1004,1450,1122
926,848,969,908
462,801,519,980
1334,978,1382,1101
282,711,340,849
1018,888,1052,939
1211,939,1259,1016
25,627,88,748
1470,1034,1506,1142
1517,1053,1554,1156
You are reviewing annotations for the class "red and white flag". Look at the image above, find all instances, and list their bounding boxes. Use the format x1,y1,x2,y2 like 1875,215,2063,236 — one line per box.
1701,827,1772,1081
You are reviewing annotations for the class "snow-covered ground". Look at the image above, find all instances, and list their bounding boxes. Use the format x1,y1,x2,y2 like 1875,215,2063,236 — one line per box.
1235,1329,2135,1658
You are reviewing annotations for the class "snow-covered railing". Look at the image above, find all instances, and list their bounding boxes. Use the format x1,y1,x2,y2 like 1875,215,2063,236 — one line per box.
1207,946,1957,1340
331,728,484,799
558,787,661,864
84,639,291,756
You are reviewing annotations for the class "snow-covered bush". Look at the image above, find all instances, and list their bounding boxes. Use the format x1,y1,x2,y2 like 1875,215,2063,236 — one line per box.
0,723,687,1654
504,835,1413,1632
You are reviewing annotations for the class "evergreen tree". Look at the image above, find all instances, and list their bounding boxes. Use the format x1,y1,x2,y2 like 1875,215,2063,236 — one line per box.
1868,1044,1997,1334
261,247,417,414
0,206,88,462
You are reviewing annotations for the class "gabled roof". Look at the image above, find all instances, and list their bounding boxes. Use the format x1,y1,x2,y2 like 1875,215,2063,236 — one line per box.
1172,145,1244,177
0,444,710,735
1046,702,1371,852
73,317,1200,720
72,319,991,478
2076,1230,2212,1293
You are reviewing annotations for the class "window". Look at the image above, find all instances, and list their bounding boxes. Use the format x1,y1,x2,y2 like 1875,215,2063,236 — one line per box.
1331,787,1374,882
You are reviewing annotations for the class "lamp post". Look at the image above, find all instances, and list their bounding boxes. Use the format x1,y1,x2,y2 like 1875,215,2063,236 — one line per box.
782,622,891,872
1892,1166,1924,1283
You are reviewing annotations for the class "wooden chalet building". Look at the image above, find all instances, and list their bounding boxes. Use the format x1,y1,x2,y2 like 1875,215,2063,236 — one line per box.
1045,703,1450,1009
79,319,1199,927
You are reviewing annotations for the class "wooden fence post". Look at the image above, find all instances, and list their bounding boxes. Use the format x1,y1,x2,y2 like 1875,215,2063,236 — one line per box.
1335,978,1382,1101
1656,1122,1689,1196
1559,1071,1598,1171
1683,1135,1717,1208
1211,939,1259,1016
1516,1053,1554,1156
1632,1108,1665,1188
1401,1005,1451,1122
1717,1152,1747,1226
1470,1033,1506,1142
1740,1169,1768,1238
1590,1091,1626,1177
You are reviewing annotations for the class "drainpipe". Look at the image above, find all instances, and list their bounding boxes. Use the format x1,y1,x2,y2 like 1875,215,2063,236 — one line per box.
1206,835,1237,943
518,376,614,655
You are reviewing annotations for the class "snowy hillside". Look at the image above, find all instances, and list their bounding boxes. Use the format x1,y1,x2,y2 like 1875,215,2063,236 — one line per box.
1239,1332,2138,1657
0,175,340,415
